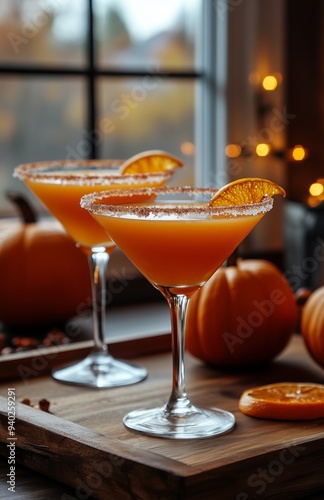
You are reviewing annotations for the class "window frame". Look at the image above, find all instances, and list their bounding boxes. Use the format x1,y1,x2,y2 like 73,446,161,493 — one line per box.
195,0,228,187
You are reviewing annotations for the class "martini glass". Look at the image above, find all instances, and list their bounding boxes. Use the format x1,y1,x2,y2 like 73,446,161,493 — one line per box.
14,160,173,388
81,186,274,438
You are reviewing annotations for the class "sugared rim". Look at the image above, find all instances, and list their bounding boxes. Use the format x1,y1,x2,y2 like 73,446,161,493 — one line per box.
81,186,274,217
13,159,173,185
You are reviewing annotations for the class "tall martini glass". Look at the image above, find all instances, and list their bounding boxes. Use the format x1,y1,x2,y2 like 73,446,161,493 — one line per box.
81,186,274,438
14,160,173,388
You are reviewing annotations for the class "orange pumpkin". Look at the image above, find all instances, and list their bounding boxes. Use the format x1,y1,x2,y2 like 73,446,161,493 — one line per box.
301,286,324,368
185,259,297,367
0,194,91,328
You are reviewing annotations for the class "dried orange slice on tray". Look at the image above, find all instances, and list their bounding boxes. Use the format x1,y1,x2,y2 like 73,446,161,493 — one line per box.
239,382,324,420
121,150,184,174
210,177,286,206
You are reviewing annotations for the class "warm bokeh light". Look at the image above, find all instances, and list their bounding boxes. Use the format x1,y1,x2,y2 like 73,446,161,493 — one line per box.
225,144,241,158
309,182,324,197
180,141,195,156
308,178,324,207
262,75,278,91
256,143,270,157
292,145,307,161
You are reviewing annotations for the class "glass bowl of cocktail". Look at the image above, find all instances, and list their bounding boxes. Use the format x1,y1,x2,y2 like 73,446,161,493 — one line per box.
14,151,183,388
81,179,285,438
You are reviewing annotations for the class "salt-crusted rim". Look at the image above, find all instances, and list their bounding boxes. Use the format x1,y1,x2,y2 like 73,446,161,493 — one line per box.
81,186,274,218
13,160,173,185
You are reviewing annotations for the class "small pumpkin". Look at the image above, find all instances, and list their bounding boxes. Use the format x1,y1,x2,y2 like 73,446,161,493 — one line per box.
0,193,91,328
185,257,297,367
301,286,324,368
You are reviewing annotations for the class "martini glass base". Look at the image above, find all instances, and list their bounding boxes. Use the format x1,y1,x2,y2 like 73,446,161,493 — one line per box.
52,352,147,388
123,404,235,439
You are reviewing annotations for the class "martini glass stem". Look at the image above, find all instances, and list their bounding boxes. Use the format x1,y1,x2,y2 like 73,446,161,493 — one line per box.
88,248,110,354
163,290,192,415
52,245,147,386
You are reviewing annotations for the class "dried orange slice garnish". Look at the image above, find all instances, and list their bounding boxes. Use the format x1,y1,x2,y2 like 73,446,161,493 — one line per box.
210,178,286,206
121,150,184,175
239,382,324,420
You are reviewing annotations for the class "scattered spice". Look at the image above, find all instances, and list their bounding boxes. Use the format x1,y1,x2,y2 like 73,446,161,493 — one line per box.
20,397,51,413
38,398,50,412
12,337,40,349
21,397,31,406
43,329,70,347
1,328,71,356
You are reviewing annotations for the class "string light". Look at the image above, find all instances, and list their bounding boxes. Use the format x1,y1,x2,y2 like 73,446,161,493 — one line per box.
225,144,241,158
309,182,324,197
256,143,270,157
262,75,278,91
292,145,306,161
307,179,324,207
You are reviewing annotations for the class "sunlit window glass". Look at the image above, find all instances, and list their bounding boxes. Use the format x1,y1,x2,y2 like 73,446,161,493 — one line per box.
2,77,87,209
97,77,195,185
0,0,87,66
95,0,199,70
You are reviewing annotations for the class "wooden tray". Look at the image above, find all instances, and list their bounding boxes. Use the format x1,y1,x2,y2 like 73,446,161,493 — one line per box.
1,335,324,499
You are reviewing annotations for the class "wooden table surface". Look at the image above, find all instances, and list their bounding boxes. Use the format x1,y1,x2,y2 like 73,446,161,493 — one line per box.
0,334,324,499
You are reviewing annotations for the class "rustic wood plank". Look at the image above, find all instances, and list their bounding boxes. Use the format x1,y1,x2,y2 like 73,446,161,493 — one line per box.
0,335,324,499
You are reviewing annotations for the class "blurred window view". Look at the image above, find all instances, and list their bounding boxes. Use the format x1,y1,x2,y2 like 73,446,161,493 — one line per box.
0,0,200,212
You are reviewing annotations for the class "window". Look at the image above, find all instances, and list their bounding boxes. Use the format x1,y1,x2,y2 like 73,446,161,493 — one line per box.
1,1,287,259
0,0,209,214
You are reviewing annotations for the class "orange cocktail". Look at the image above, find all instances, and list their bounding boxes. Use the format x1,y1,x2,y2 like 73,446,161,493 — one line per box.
81,185,275,438
17,161,172,253
14,158,177,389
92,203,264,289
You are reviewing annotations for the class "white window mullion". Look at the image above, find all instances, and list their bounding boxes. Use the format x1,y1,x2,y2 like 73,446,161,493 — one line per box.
195,0,228,189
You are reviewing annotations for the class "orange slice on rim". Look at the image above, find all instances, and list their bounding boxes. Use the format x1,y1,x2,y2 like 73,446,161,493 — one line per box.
121,150,184,175
238,382,324,420
210,177,286,206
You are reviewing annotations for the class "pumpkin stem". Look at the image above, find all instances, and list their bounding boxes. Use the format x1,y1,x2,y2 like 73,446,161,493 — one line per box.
6,191,38,224
227,247,239,267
